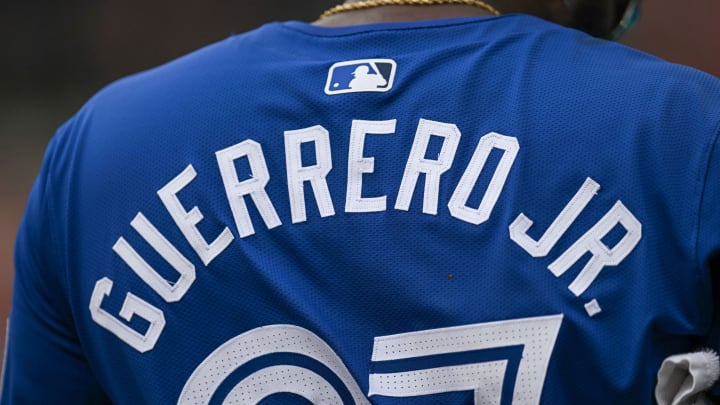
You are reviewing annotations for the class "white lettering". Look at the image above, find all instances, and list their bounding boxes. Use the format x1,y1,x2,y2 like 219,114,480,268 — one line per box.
113,213,195,303
284,126,336,224
346,119,396,213
548,201,642,296
216,140,282,237
92,118,646,355
395,119,461,215
89,278,166,353
449,132,519,225
510,178,600,257
157,165,234,265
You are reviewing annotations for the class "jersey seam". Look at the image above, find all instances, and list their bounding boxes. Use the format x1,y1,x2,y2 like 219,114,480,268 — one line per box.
279,14,513,38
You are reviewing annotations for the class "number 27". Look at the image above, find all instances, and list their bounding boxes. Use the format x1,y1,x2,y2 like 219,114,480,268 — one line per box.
179,314,564,404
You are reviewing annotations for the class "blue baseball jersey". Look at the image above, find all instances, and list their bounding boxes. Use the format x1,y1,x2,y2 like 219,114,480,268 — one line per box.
3,13,720,404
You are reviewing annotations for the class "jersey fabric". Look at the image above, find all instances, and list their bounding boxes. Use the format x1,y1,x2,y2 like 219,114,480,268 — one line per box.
3,13,720,404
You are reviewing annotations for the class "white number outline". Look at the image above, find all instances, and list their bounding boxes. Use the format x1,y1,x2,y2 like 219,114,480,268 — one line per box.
369,314,564,404
177,324,369,404
178,315,563,404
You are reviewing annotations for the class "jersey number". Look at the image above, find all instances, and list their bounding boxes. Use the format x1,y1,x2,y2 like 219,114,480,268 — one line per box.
178,314,563,404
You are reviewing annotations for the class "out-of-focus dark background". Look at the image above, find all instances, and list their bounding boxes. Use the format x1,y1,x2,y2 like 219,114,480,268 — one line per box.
1,0,719,369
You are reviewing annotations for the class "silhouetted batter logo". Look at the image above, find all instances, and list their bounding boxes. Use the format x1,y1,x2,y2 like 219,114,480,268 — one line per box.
325,59,397,95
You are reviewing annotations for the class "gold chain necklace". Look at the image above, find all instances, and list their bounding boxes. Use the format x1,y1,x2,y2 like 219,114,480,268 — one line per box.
319,0,501,20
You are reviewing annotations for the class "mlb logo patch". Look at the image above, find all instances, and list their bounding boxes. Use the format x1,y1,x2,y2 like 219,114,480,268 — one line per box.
325,59,397,95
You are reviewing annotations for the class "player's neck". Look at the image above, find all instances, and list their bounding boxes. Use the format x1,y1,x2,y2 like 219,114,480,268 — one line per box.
313,4,498,27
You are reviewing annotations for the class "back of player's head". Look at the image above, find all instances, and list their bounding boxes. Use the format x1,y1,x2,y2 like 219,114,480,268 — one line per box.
567,0,639,39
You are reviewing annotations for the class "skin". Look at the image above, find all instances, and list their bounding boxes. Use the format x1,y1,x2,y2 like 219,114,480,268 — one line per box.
314,0,626,39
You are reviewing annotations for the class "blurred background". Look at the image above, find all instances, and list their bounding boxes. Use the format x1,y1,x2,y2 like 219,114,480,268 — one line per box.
1,0,718,371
